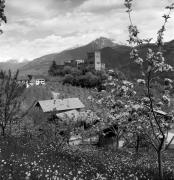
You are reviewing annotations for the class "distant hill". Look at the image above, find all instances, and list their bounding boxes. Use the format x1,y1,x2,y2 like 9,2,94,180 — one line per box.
19,37,174,80
0,59,29,72
19,37,119,75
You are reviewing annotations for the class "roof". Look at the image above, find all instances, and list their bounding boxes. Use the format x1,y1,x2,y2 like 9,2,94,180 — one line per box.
36,98,85,113
154,109,167,116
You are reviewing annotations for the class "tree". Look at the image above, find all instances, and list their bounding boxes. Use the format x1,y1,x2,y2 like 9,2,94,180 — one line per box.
63,66,72,75
92,78,135,149
0,0,6,34
63,74,74,85
124,1,174,179
0,70,26,136
48,61,58,76
71,67,81,77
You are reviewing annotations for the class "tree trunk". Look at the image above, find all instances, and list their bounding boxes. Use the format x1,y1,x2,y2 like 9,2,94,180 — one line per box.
1,126,5,136
157,150,163,180
116,136,119,149
136,135,140,153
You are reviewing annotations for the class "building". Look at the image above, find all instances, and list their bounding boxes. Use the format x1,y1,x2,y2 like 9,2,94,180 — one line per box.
35,78,46,86
26,75,46,88
64,60,73,66
86,51,105,71
62,51,105,71
94,51,102,71
35,98,85,114
32,75,46,86
64,59,85,68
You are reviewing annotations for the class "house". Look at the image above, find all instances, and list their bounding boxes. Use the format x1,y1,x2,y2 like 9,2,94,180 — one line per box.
26,75,46,87
35,98,85,113
32,75,46,86
35,78,45,86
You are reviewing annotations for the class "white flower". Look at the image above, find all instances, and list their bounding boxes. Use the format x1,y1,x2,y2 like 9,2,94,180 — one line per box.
78,170,82,174
137,79,145,85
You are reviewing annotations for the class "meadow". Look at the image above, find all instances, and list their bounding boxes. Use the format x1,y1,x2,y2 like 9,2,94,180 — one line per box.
0,136,174,180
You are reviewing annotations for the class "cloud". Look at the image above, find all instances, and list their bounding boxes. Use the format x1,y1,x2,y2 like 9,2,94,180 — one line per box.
0,0,174,61
0,32,112,61
78,0,123,12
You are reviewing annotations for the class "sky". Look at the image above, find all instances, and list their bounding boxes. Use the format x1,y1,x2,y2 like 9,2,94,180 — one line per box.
0,0,174,62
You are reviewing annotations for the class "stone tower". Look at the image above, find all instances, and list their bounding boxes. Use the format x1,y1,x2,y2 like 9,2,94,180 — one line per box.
94,51,102,71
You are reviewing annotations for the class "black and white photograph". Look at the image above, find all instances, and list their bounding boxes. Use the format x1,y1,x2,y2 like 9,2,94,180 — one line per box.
0,0,174,179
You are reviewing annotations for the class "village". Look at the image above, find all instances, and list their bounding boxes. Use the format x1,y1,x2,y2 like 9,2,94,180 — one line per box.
13,48,174,150
15,49,124,148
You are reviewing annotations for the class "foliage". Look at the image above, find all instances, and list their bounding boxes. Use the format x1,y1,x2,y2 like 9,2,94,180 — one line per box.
124,0,174,179
0,70,26,136
90,78,136,149
0,0,6,34
48,61,107,89
48,61,58,76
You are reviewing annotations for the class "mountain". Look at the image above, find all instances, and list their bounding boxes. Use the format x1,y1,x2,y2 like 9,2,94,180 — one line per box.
0,59,29,72
91,37,117,49
19,37,119,75
19,37,174,80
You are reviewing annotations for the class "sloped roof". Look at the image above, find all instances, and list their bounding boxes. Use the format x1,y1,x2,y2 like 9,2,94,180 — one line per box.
154,109,167,116
36,98,85,113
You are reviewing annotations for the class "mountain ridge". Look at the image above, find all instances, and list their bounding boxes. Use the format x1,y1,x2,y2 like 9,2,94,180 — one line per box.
19,37,119,75
0,59,29,72
19,37,174,80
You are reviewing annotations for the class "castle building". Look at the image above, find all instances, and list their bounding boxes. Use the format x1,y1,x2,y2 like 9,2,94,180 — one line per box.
64,59,85,68
87,51,105,71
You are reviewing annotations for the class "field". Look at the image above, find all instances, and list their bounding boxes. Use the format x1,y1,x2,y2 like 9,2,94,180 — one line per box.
0,136,174,180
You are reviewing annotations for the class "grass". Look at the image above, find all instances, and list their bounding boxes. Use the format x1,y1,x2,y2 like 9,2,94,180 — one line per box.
22,82,95,110
0,136,174,180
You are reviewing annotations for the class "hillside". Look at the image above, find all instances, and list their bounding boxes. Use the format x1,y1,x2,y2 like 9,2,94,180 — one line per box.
0,59,29,72
19,37,120,75
19,37,174,80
